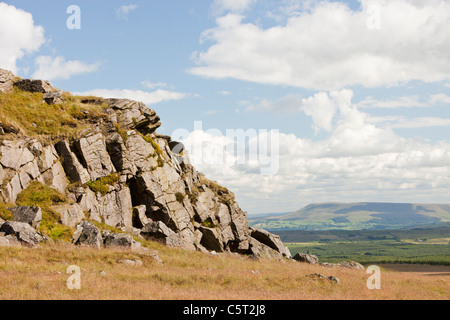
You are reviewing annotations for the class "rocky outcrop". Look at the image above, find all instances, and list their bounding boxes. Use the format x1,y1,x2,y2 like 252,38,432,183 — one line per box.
0,70,291,260
0,69,14,93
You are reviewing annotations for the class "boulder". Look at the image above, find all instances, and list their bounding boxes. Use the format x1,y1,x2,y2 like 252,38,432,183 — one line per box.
247,237,284,260
0,221,42,247
118,259,143,266
307,273,340,284
0,69,15,93
103,233,140,249
0,235,21,247
337,261,365,270
9,206,42,228
43,90,63,105
72,221,102,249
50,203,85,228
13,79,55,93
250,227,292,258
293,253,319,265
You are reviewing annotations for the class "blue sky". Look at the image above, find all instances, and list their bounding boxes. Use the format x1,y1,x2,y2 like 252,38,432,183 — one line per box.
1,0,450,214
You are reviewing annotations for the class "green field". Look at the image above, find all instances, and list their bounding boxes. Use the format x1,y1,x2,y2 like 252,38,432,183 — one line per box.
279,225,450,266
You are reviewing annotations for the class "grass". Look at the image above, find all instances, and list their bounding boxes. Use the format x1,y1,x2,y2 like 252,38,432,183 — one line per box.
0,88,108,144
141,134,165,169
14,181,74,242
0,242,448,300
84,173,120,196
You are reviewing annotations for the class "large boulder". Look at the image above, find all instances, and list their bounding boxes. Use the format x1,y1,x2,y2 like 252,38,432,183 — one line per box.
250,227,292,258
72,221,102,249
0,69,14,93
103,233,141,249
13,79,55,93
293,253,319,265
247,237,284,260
0,221,42,247
9,206,42,228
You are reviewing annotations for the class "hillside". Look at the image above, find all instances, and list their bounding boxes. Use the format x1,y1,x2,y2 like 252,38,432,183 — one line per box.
249,202,450,231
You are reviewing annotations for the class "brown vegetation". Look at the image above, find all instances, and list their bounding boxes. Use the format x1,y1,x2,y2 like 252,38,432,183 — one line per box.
0,243,448,300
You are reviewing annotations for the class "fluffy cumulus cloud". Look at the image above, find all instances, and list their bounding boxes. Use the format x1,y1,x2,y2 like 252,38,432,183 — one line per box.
75,88,191,105
0,2,45,73
191,0,450,90
178,89,450,213
32,56,100,81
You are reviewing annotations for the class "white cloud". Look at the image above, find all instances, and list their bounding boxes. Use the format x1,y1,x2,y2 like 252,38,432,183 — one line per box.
429,93,450,105
219,90,231,95
32,56,99,81
74,88,191,105
178,89,450,213
358,95,428,109
115,4,138,21
141,80,168,89
0,2,45,73
373,116,450,129
212,0,257,14
191,0,450,90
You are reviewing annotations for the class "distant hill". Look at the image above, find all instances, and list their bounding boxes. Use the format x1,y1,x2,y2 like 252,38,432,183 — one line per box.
249,202,450,231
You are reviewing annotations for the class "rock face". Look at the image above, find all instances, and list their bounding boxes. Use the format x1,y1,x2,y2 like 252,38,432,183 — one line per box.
0,70,291,259
0,69,14,93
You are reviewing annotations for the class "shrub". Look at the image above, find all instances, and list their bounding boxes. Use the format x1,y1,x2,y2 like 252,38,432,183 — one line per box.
175,192,185,203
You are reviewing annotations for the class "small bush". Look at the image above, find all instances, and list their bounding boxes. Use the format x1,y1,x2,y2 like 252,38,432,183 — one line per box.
175,192,185,203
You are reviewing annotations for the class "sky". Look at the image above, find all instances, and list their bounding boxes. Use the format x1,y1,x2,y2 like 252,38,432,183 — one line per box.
1,0,450,215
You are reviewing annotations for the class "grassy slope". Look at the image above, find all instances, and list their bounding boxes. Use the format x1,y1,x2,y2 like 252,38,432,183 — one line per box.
0,88,107,143
0,243,448,300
